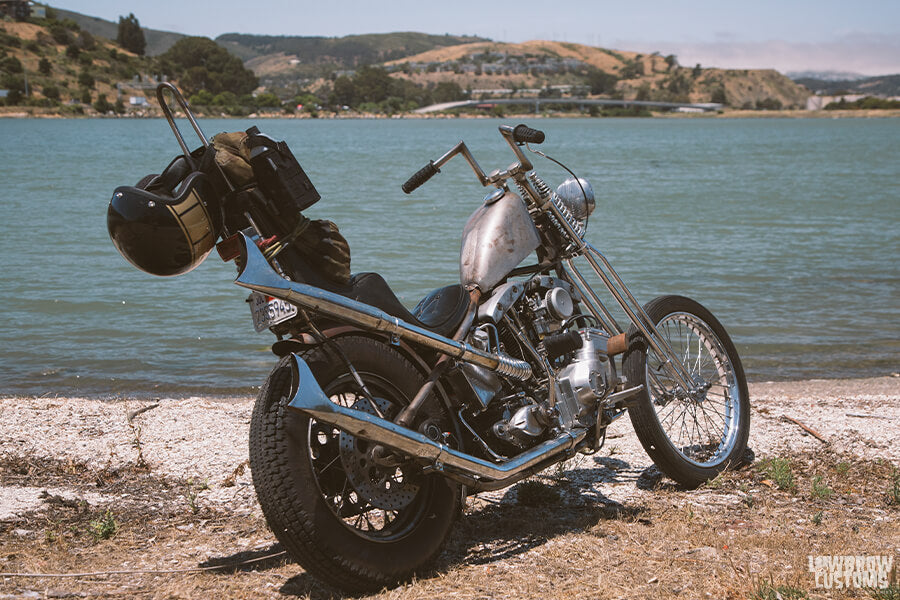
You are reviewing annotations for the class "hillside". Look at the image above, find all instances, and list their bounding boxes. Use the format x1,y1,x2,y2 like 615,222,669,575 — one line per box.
1,6,811,114
383,40,810,109
53,7,185,56
793,73,900,97
216,32,488,83
0,18,154,113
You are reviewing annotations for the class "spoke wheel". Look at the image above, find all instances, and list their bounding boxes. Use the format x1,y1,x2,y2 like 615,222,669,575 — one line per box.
310,376,429,542
624,295,750,488
249,336,459,592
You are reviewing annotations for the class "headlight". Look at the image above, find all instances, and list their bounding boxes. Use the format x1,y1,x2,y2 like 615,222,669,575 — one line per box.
555,177,595,221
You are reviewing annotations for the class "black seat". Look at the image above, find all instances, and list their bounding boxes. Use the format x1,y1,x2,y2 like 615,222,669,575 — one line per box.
347,273,469,338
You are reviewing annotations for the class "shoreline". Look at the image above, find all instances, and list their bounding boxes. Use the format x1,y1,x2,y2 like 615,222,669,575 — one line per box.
3,107,900,120
3,373,897,403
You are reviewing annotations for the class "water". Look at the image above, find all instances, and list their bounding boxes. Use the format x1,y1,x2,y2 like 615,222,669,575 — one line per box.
0,117,897,397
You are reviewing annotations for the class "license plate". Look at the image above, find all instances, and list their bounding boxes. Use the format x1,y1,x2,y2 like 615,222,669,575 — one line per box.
249,292,298,332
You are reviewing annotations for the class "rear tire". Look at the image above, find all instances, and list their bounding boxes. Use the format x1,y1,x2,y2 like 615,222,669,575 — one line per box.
624,295,750,488
249,336,459,593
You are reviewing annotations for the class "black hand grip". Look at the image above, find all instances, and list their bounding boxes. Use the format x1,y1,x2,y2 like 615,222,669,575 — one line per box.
401,160,439,194
513,124,545,144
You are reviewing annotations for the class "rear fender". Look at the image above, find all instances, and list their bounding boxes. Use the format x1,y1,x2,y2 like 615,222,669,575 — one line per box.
271,325,465,412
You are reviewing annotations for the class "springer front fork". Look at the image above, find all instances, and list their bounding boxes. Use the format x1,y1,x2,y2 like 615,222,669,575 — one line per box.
530,176,699,397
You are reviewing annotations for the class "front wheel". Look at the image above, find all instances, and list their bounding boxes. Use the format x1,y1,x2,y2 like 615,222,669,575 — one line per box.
623,295,750,488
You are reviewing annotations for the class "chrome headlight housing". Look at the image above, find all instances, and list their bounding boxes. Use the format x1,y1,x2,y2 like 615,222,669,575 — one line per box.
555,177,595,225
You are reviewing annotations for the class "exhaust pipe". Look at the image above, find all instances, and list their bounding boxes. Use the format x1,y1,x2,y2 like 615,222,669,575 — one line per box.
286,354,587,486
232,233,531,381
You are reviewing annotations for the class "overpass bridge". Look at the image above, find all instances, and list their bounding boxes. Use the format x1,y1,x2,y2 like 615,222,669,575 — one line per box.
414,98,723,114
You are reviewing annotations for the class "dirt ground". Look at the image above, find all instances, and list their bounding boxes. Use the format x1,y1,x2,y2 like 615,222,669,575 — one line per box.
1,376,898,599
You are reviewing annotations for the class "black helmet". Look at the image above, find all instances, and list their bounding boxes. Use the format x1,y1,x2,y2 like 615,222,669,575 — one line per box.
107,154,222,276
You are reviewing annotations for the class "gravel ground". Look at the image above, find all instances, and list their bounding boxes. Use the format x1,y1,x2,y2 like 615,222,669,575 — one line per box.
0,376,898,599
1,376,897,520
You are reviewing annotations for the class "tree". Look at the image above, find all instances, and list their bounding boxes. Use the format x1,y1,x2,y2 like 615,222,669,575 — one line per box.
619,59,645,80
331,75,357,106
254,92,281,108
586,68,618,95
78,31,96,51
635,82,651,101
189,89,215,106
117,13,146,56
710,86,727,105
353,66,392,104
158,37,258,96
0,56,23,73
93,94,113,113
38,57,52,75
49,23,71,45
77,70,94,89
42,85,60,101
432,81,463,103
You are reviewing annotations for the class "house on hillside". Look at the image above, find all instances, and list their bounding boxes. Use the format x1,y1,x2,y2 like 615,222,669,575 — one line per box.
0,0,32,20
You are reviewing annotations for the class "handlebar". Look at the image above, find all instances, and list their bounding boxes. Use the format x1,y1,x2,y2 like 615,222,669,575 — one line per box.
401,160,440,194
400,123,545,193
512,124,545,145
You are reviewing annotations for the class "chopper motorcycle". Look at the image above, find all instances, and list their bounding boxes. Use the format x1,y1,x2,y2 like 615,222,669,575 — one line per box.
107,83,749,592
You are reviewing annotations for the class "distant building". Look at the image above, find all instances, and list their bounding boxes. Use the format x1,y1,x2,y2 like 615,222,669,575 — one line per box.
0,0,30,20
806,94,866,110
129,96,148,106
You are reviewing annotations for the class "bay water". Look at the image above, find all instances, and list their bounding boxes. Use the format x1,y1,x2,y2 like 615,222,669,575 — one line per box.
0,116,897,397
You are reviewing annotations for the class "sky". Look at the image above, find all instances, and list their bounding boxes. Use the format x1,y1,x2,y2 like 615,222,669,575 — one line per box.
46,0,900,76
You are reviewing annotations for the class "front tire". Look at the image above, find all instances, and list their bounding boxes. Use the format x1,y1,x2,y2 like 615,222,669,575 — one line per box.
249,336,459,592
624,295,750,488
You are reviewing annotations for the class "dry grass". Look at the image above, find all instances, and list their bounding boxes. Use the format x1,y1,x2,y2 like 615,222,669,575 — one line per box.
1,448,897,599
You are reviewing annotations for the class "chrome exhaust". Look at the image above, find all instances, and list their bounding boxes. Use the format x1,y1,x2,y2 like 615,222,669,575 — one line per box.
233,232,532,380
286,354,587,487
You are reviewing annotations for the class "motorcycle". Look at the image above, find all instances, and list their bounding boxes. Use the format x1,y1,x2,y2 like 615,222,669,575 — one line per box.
107,84,749,592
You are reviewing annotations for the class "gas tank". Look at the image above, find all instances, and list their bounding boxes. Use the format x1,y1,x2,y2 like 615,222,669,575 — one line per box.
460,189,541,291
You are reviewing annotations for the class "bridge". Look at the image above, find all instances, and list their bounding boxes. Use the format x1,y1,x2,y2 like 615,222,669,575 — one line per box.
414,98,723,114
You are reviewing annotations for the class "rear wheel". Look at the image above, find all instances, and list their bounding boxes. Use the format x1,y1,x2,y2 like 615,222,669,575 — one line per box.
624,295,750,488
249,336,459,593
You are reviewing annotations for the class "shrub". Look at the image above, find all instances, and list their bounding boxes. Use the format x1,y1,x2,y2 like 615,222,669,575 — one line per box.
758,457,795,491
77,70,94,88
88,510,118,541
93,94,113,113
810,475,833,500
756,97,783,110
0,55,23,73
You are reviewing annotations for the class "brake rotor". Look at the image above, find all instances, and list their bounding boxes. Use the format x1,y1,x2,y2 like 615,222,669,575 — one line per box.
339,396,420,511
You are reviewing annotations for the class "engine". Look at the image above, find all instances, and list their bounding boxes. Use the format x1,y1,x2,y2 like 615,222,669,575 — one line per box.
461,275,617,453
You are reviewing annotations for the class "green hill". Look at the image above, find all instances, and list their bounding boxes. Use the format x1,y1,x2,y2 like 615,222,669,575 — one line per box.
216,31,489,83
793,74,900,97
53,7,185,56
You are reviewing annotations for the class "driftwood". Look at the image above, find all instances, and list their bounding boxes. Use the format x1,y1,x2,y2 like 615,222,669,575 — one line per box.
780,415,829,443
846,412,897,420
126,402,159,423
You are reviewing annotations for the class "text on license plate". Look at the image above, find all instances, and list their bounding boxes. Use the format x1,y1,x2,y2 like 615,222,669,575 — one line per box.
249,292,298,332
